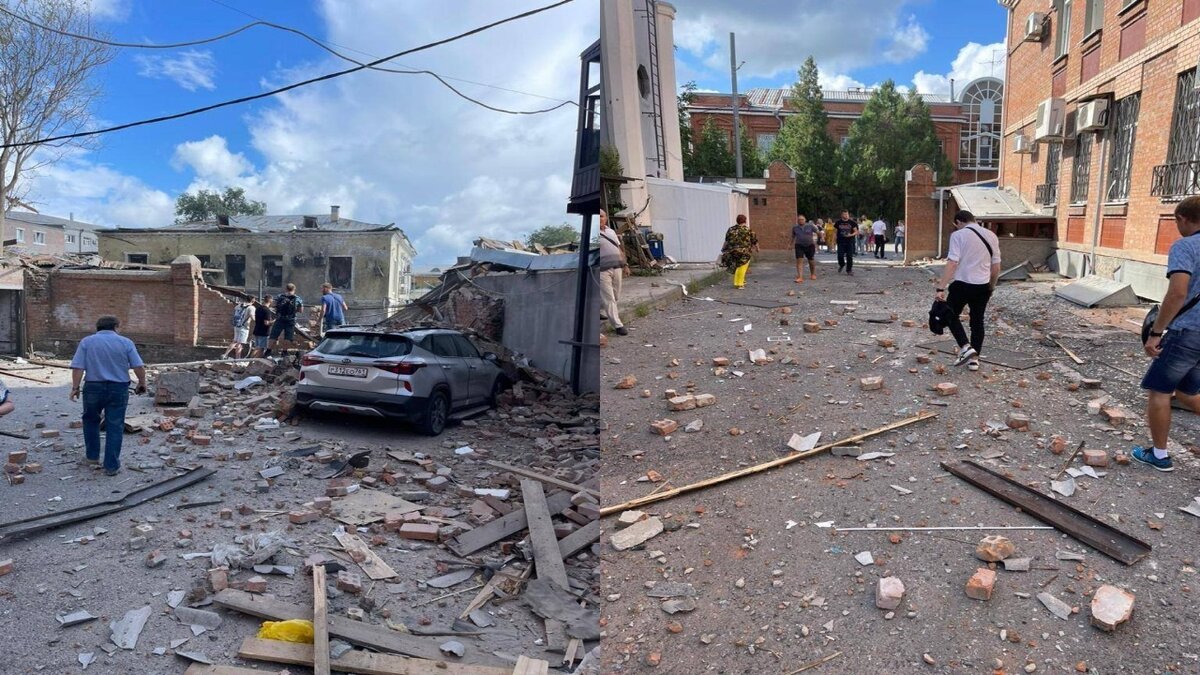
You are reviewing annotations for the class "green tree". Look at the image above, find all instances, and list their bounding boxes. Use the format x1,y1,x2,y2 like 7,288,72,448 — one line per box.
175,187,267,223
599,145,627,214
835,80,952,222
770,56,839,216
678,81,697,174
525,223,578,248
738,121,767,178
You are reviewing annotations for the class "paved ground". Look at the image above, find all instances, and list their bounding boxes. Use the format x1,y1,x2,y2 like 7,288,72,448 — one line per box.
0,360,599,674
599,252,1200,674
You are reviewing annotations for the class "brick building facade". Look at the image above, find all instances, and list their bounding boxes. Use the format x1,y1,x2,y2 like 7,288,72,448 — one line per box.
998,0,1200,299
687,82,1003,188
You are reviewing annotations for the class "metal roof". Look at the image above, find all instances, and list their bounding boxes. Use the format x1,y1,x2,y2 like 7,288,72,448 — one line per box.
145,214,396,233
4,210,101,231
744,87,955,107
948,187,1043,221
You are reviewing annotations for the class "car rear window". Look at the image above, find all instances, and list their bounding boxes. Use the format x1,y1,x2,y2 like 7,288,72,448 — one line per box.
318,333,413,359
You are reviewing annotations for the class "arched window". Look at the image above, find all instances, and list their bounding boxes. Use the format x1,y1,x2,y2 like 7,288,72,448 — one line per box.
959,78,1004,171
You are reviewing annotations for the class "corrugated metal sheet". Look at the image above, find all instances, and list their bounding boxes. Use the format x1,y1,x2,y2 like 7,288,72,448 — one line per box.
949,187,1041,220
745,87,953,107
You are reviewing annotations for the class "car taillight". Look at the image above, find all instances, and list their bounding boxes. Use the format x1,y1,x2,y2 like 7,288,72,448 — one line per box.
374,361,423,375
301,355,324,367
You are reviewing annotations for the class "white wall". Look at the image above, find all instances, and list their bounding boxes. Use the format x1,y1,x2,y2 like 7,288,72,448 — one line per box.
646,178,746,263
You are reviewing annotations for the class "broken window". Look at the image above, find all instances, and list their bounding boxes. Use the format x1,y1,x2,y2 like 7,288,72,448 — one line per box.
262,255,283,288
126,253,148,264
328,256,353,290
225,254,246,287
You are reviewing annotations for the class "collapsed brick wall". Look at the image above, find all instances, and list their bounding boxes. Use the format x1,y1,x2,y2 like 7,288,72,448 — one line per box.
24,256,242,356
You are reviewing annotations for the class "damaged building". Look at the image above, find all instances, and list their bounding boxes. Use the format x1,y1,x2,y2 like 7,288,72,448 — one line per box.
98,207,417,323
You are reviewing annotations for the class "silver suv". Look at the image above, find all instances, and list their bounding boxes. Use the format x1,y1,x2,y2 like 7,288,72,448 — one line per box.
295,327,506,435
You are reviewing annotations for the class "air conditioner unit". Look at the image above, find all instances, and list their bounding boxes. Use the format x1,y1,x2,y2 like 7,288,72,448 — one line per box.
1024,13,1047,42
1012,135,1033,154
1076,99,1110,132
1034,97,1066,141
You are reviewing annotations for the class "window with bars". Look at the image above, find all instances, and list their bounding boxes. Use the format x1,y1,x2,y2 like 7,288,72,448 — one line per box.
1105,93,1140,202
1054,0,1073,59
1038,143,1063,205
1151,69,1200,198
1071,131,1094,203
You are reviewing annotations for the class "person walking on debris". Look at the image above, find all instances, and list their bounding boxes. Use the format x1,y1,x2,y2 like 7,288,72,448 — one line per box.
833,210,859,275
935,210,1000,372
250,296,272,357
857,215,871,254
894,219,906,255
791,213,820,283
221,299,254,359
720,214,758,290
1133,195,1200,472
823,218,835,253
597,209,629,336
872,216,888,259
69,316,147,476
263,283,302,358
318,283,348,335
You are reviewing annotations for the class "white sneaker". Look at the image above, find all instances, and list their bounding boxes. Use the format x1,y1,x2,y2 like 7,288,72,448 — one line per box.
967,359,980,371
954,346,977,367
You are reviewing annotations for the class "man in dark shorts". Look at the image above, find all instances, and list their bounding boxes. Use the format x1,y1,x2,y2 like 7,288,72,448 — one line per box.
250,296,272,357
833,209,858,275
791,214,820,283
264,283,302,358
1134,195,1200,472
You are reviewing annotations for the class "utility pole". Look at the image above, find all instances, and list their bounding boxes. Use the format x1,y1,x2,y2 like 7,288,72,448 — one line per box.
729,32,743,179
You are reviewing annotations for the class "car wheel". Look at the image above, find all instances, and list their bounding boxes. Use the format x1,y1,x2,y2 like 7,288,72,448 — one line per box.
488,376,509,407
418,390,449,436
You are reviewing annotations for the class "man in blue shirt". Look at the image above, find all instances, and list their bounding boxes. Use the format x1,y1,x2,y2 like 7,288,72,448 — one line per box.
70,316,147,475
1136,195,1200,472
318,282,348,334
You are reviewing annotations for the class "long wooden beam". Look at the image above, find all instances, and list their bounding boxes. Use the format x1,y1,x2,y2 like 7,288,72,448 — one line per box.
600,412,938,516
312,565,330,675
485,461,599,500
236,637,524,675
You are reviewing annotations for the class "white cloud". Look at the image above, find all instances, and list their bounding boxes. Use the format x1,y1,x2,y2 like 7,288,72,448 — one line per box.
171,136,255,187
883,15,929,63
912,42,1006,97
80,0,129,21
819,72,867,92
22,153,174,228
135,50,217,91
673,0,929,80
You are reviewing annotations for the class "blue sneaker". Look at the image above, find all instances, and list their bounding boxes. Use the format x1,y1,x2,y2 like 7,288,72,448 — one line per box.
1131,446,1174,472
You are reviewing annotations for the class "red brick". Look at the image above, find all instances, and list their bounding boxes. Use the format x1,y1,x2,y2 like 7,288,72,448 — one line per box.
649,419,678,436
192,435,212,446
336,570,363,594
860,376,884,391
7,451,26,464
288,510,319,524
244,575,268,593
312,497,332,511
398,523,439,541
208,567,228,592
965,568,996,601
1083,449,1109,467
22,462,42,474
934,382,958,396
0,559,12,576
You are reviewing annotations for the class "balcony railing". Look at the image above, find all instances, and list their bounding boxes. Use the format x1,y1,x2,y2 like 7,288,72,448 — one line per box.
1151,161,1200,198
1035,182,1058,206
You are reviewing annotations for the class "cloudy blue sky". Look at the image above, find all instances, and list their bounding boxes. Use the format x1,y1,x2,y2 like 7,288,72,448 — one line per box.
19,0,596,267
671,0,1007,98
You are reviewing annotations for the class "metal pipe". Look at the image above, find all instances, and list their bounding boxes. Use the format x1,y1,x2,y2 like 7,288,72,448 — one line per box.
568,213,594,395
729,32,742,179
1088,130,1109,276
834,525,1055,532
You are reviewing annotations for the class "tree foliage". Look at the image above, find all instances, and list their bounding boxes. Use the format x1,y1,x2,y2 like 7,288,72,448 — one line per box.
599,144,627,214
175,187,267,223
678,81,697,173
688,119,764,178
525,224,578,248
835,80,952,222
770,56,839,217
0,0,113,240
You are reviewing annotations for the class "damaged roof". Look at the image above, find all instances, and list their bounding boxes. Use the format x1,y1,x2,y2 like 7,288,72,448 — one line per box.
949,186,1046,221
110,214,402,234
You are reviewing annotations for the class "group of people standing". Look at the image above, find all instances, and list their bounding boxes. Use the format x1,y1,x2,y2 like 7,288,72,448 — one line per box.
223,282,349,359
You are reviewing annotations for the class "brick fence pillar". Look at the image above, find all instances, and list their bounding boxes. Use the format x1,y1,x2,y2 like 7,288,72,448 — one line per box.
904,163,945,262
171,255,201,347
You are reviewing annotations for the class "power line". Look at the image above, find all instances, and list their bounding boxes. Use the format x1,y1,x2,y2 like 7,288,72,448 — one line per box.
0,0,576,149
0,1,576,115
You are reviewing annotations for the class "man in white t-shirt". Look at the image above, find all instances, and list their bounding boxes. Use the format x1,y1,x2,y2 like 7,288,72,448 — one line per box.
871,218,888,259
935,210,1001,371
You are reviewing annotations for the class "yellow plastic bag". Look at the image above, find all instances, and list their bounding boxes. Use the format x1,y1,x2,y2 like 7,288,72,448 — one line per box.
256,619,314,644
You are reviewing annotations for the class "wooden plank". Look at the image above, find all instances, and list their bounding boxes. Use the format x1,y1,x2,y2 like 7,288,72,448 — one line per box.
213,589,463,663
332,531,398,580
520,480,569,589
458,568,529,619
237,637,517,675
312,565,331,675
486,461,600,500
447,491,572,556
600,412,937,516
512,655,550,675
941,460,1152,565
557,520,599,559
0,368,51,384
184,665,279,675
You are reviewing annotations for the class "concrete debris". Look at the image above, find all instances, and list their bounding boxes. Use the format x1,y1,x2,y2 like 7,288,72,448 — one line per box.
56,610,98,627
174,606,222,630
855,452,895,461
439,640,466,657
876,576,905,610
1037,592,1073,620
786,432,821,452
425,568,475,588
611,516,664,551
1090,584,1134,631
975,535,1016,562
109,605,152,650
854,551,874,566
1001,557,1031,572
78,652,96,669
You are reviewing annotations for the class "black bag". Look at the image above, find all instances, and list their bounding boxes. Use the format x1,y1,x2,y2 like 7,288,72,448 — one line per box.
275,294,298,321
928,299,954,335
1142,294,1200,344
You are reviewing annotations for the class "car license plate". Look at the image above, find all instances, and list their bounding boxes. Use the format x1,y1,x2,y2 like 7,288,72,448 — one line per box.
328,365,368,378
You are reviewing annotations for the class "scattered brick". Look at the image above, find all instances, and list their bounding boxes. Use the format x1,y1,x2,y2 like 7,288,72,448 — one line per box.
0,559,12,576
1101,407,1128,425
901,319,917,327
712,357,730,367
1083,449,1109,468
668,395,696,412
234,449,253,460
693,394,717,408
1050,436,1068,455
23,462,42,474
8,473,23,485
1113,452,1130,465
218,508,233,520
803,322,821,333
614,375,637,390
1006,412,1031,431
965,568,996,600
327,485,349,497
876,576,905,610
7,450,26,464
192,435,212,446
313,497,332,511
336,570,363,594
934,382,958,396
361,476,379,488
145,550,166,568
209,567,229,591
39,430,59,439
398,523,439,542
289,510,319,524
823,319,838,327
662,389,678,399
244,575,268,593
1090,584,1134,632
860,376,884,391
650,419,678,436
876,338,894,348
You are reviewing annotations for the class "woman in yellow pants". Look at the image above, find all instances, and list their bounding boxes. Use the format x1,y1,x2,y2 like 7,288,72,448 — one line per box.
719,214,758,289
